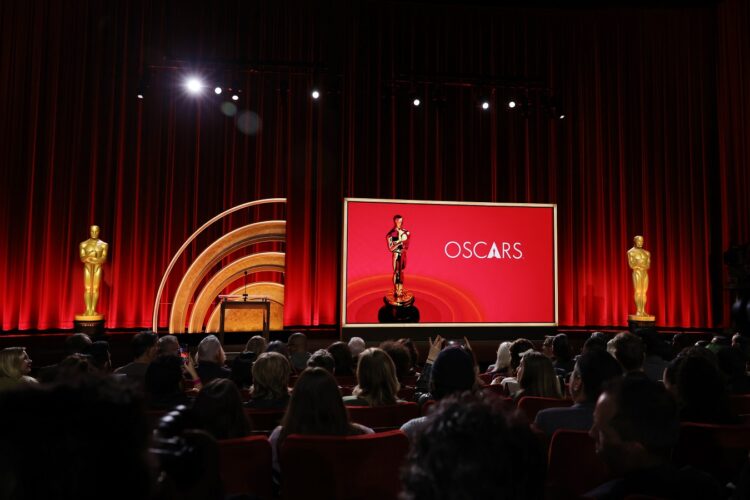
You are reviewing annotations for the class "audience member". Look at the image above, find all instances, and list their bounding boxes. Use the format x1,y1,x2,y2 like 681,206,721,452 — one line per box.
327,341,356,376
586,377,721,499
245,334,267,355
611,332,645,375
671,332,695,357
88,340,112,374
229,350,256,389
401,392,546,500
266,340,290,358
307,348,335,374
192,379,251,440
195,335,231,384
535,350,622,435
348,336,366,360
0,347,37,391
56,353,96,381
157,334,180,357
513,351,561,401
145,355,194,411
287,332,311,372
636,327,670,381
270,367,373,474
245,352,291,409
487,341,512,376
114,332,158,386
552,333,575,375
399,338,421,373
542,335,555,359
717,346,750,394
497,338,536,393
344,347,402,406
0,377,152,500
582,334,608,355
37,332,92,382
379,340,413,383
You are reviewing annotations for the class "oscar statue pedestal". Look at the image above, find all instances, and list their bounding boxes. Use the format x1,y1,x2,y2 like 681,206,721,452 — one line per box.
379,291,420,323
628,314,656,331
74,314,105,338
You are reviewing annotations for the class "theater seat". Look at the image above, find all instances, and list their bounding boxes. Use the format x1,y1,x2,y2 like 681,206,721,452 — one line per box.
674,422,750,484
218,435,273,499
346,402,420,430
244,408,286,432
280,430,409,500
517,396,572,422
546,429,611,500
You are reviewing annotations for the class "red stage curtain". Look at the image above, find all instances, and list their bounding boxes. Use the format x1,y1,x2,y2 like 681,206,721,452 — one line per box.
0,1,745,330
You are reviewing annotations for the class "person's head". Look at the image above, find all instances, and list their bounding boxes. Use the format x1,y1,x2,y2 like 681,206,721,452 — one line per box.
287,332,308,354
633,235,644,248
354,347,400,406
509,338,535,374
157,335,180,357
131,332,158,363
393,214,403,229
635,327,670,361
280,367,355,441
56,354,96,381
192,379,251,440
379,340,412,382
265,340,289,358
196,335,225,365
348,337,366,360
251,352,291,400
230,351,257,389
582,335,608,355
517,351,560,399
245,335,267,355
145,355,184,396
307,349,335,374
327,341,355,376
0,347,32,379
541,336,555,358
398,338,420,370
88,341,111,373
64,332,92,356
664,350,730,423
590,377,679,474
90,224,100,239
493,341,512,373
401,392,546,500
569,350,623,404
612,332,644,372
732,333,750,358
552,333,573,362
671,333,694,355
0,377,151,500
430,346,476,400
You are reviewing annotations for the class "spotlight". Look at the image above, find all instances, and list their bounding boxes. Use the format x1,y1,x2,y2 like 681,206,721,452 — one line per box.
214,87,222,95
412,98,421,107
231,94,239,101
481,101,490,110
184,76,204,95
558,113,565,120
508,100,516,109
137,94,144,100
311,89,320,100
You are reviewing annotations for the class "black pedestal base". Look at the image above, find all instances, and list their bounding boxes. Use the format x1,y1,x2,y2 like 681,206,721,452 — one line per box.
74,319,105,339
628,318,656,332
378,303,420,323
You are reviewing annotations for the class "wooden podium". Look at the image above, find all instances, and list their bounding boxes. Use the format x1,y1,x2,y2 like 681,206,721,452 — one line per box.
217,295,270,344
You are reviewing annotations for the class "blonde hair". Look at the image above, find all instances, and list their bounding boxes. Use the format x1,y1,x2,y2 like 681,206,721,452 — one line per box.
518,351,561,398
353,348,400,406
0,347,27,379
251,352,291,400
494,342,512,372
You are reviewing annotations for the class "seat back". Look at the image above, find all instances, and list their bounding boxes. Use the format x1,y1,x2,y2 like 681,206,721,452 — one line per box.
280,430,409,500
218,435,273,499
244,408,286,432
347,403,420,430
547,430,611,500
517,396,572,422
674,422,750,484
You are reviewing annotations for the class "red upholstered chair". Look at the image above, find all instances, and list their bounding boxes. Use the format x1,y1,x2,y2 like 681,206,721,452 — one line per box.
244,408,286,432
517,396,572,422
346,402,420,430
728,394,750,416
218,435,273,499
279,430,409,500
674,422,750,484
482,383,508,397
479,372,495,385
546,429,612,500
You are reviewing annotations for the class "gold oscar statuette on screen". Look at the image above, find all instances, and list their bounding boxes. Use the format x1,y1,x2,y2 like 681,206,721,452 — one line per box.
75,225,108,321
384,214,415,307
627,235,655,322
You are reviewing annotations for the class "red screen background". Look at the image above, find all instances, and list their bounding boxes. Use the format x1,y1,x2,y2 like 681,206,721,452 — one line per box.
343,200,556,325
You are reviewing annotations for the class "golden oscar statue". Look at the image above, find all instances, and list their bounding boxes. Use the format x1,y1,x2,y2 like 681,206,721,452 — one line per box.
384,214,415,307
75,225,108,321
627,235,655,322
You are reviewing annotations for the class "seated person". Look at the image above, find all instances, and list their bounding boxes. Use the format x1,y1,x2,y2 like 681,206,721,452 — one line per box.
486,341,512,377
343,347,402,407
307,349,335,374
195,335,231,384
156,334,180,357
586,377,721,499
37,332,92,382
192,379,251,440
348,336,367,362
716,346,750,394
512,351,561,401
611,332,646,377
287,332,311,372
535,350,622,435
0,347,37,391
245,335,267,355
88,341,112,374
379,340,413,384
402,392,546,500
114,332,158,387
496,338,536,393
401,344,477,440
245,352,291,409
145,355,198,411
327,341,356,377
552,333,576,375
269,367,373,474
398,338,421,376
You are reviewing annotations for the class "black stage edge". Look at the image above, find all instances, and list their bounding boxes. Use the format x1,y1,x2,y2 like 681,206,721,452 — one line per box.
341,325,559,342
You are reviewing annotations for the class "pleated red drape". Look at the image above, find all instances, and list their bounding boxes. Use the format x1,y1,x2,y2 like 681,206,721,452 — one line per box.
0,0,747,331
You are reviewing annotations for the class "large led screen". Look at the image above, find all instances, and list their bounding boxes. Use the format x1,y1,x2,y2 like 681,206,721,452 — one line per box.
342,198,557,326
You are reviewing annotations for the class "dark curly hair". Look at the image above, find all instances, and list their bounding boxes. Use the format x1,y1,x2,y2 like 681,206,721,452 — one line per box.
401,392,545,500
